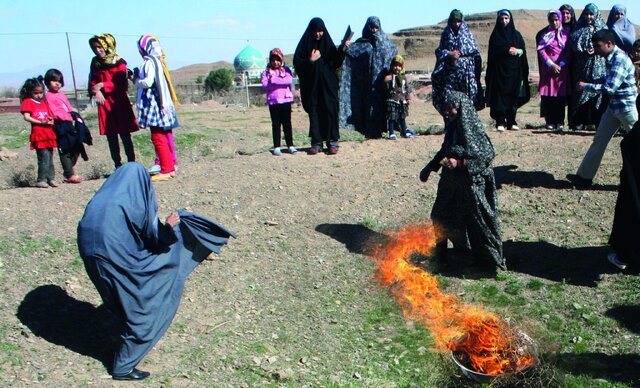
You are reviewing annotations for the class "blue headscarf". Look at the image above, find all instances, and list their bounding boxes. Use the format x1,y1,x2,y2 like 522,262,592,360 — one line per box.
606,4,636,54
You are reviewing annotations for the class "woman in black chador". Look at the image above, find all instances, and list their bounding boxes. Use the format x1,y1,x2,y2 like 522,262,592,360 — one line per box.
294,18,348,155
607,121,640,271
423,91,506,270
485,9,530,132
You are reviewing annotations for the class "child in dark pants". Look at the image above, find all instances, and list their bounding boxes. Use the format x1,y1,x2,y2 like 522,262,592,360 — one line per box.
45,69,85,184
384,55,414,139
261,48,297,156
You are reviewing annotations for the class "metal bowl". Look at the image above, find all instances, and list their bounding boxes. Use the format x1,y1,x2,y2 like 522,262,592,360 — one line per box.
450,331,539,384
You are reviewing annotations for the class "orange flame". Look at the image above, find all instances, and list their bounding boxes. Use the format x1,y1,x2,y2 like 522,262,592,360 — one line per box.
370,221,535,376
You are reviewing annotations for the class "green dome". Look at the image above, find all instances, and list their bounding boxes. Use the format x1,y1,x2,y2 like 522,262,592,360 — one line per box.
234,45,266,72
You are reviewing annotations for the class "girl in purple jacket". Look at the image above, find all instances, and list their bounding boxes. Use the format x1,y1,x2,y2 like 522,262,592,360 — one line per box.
261,48,297,155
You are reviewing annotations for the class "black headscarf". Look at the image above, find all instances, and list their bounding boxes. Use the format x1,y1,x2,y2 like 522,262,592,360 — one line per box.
293,17,342,113
486,10,530,112
559,4,576,31
490,9,518,47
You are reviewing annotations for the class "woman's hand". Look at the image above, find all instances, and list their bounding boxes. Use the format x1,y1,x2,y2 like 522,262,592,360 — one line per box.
91,82,104,94
445,158,458,169
310,49,321,62
94,90,106,105
165,211,180,228
508,47,518,56
551,63,561,74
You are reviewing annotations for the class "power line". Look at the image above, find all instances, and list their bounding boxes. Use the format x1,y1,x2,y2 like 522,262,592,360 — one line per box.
0,31,297,41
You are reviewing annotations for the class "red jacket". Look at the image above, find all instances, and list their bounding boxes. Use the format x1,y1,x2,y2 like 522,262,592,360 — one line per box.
89,61,139,135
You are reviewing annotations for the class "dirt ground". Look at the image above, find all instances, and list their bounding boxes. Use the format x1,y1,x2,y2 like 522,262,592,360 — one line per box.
0,98,638,386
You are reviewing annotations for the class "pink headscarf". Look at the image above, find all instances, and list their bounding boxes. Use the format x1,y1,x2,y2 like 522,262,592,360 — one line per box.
537,10,567,50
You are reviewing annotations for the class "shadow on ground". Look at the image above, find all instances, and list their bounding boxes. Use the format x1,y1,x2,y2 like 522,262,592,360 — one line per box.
503,240,616,287
605,305,640,334
315,223,389,255
494,165,618,191
546,352,640,385
16,284,119,371
317,223,617,286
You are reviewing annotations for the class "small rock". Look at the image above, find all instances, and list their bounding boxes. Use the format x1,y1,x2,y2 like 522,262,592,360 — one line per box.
265,220,278,226
274,369,292,380
353,372,361,379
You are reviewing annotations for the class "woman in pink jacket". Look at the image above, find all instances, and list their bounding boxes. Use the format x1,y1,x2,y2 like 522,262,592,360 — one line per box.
261,48,297,156
537,10,572,130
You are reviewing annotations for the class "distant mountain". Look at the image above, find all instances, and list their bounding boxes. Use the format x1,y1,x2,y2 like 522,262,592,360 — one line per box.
169,60,233,85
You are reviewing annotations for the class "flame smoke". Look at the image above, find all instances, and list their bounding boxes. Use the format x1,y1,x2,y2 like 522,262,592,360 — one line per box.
371,222,535,375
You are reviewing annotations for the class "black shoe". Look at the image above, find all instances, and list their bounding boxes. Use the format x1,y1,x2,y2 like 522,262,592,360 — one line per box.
307,146,320,155
566,173,592,189
113,368,150,381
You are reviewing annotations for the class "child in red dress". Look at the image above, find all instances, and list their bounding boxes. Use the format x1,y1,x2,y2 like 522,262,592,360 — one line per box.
20,78,58,188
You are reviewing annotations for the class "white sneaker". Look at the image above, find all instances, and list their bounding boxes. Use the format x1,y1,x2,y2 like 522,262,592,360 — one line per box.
607,252,627,270
496,126,506,132
575,124,584,130
555,124,564,132
509,125,520,131
546,124,555,130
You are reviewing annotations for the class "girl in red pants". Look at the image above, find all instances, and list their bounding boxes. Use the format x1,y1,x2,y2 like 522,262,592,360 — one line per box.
133,34,179,182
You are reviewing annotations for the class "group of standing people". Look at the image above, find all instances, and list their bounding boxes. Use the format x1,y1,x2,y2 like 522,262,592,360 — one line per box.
427,5,640,273
432,9,530,132
88,33,179,181
19,32,182,190
266,16,414,157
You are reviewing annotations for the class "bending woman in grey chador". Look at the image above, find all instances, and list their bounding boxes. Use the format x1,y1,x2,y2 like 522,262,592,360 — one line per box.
77,163,235,381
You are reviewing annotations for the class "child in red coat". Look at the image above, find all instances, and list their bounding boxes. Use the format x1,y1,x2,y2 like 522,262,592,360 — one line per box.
89,33,139,169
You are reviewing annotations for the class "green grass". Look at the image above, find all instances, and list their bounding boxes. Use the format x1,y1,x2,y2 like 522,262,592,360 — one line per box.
0,114,30,149
360,215,382,232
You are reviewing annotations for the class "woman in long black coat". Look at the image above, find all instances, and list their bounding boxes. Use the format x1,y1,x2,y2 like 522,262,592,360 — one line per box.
294,18,347,155
485,9,530,132
608,121,640,271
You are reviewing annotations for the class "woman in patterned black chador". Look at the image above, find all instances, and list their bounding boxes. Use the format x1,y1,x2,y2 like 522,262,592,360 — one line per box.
425,91,506,271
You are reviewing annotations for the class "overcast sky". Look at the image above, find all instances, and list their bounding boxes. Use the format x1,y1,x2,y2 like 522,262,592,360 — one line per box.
0,0,637,88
